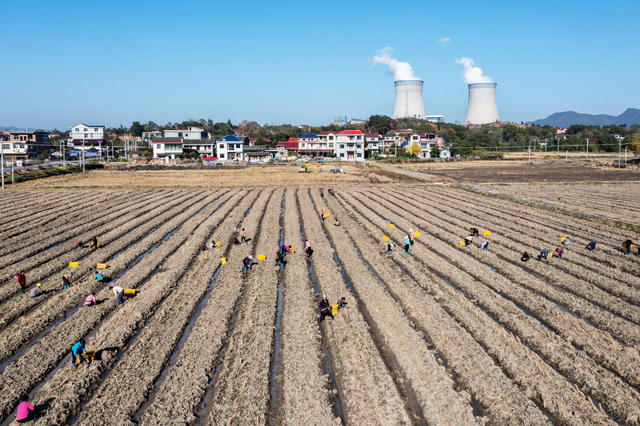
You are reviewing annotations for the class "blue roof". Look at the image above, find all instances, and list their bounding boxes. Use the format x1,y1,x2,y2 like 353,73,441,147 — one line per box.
218,135,242,142
299,134,317,139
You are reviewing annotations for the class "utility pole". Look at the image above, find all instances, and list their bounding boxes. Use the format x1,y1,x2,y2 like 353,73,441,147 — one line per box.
11,159,14,185
625,146,628,165
528,144,531,164
586,138,589,161
565,150,568,162
1,141,4,191
618,139,622,168
82,137,86,173
62,141,66,167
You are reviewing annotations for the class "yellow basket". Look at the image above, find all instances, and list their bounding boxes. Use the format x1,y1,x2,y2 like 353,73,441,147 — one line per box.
69,262,80,268
257,254,267,261
324,213,331,218
382,236,390,242
330,304,339,316
459,241,466,246
123,288,136,296
289,248,295,254
96,263,108,269
414,231,420,238
389,224,395,228
557,237,566,242
216,242,221,247
220,257,227,265
483,230,491,236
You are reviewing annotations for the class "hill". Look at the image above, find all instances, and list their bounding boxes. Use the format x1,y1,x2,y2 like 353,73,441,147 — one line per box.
533,108,640,127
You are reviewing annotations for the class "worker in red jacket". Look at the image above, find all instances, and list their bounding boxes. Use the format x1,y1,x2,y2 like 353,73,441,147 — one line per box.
17,272,27,294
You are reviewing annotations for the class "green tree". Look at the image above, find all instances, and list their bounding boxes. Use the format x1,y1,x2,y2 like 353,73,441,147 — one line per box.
628,134,640,155
430,144,441,158
366,115,393,135
130,121,143,137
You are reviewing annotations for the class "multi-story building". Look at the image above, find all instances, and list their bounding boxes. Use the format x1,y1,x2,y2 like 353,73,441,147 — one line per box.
151,127,215,158
163,127,209,140
335,130,365,161
364,133,382,155
69,123,105,151
297,134,335,157
142,131,162,142
216,135,246,161
2,130,52,160
151,137,183,159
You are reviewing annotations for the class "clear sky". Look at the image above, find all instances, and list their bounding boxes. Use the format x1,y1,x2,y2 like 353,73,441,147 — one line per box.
2,0,639,129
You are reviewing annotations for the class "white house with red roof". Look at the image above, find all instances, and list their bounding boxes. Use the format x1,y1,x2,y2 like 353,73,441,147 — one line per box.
364,132,382,155
335,130,365,161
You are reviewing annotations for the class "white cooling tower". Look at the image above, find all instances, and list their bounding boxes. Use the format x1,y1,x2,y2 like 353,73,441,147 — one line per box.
393,80,426,120
464,82,499,124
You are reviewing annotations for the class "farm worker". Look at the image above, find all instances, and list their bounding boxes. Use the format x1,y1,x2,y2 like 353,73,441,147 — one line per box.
521,252,530,262
464,235,473,247
209,240,218,249
386,242,395,255
560,237,571,247
403,235,411,254
243,255,255,271
585,241,597,251
275,250,287,268
84,294,97,306
320,209,325,223
470,227,479,237
479,241,489,251
281,244,291,256
29,283,43,298
199,242,207,251
240,228,247,244
318,295,333,322
408,229,415,245
334,219,340,226
95,271,105,283
110,286,124,306
16,401,36,423
328,188,335,197
75,240,84,249
17,271,27,294
304,240,314,257
537,249,549,261
71,339,88,368
623,238,633,255
90,236,98,250
555,247,564,259
338,297,348,309
62,274,72,289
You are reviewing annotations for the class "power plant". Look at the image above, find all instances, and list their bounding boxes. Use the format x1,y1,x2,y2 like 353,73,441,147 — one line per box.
464,82,499,124
392,80,426,120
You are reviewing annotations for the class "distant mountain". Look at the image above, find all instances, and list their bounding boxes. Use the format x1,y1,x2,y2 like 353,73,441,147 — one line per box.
533,108,640,127
0,126,25,131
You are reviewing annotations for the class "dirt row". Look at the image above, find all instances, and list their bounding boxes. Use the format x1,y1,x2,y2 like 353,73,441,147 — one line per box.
417,187,640,279
207,188,284,424
68,190,259,424
0,191,226,365
0,190,203,319
278,188,337,424
0,191,240,421
355,189,640,387
140,189,274,424
7,190,249,424
327,191,610,425
396,188,640,331
337,190,640,424
312,189,481,424
297,189,411,424
0,190,145,259
0,191,88,227
0,191,111,243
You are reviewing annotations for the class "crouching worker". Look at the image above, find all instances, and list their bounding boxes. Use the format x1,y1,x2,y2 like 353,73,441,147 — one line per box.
537,249,550,261
479,241,489,251
16,400,36,423
62,273,72,289
338,297,348,309
386,241,395,255
521,252,530,262
585,241,597,251
95,271,109,284
470,227,479,237
90,236,100,250
318,295,333,323
464,235,473,247
554,247,564,259
71,339,88,368
623,238,633,255
275,250,287,268
109,285,124,306
403,235,411,254
84,294,97,306
29,283,43,298
243,255,256,271
17,271,27,294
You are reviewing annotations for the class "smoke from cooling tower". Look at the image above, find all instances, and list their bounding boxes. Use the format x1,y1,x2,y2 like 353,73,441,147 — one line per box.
455,57,493,84
372,47,419,81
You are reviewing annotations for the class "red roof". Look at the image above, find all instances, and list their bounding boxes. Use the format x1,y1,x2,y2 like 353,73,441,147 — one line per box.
202,157,219,161
338,130,364,135
288,137,299,142
277,141,299,150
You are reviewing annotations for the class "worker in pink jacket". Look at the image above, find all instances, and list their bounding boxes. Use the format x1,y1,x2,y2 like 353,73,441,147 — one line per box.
16,400,35,423
84,294,97,306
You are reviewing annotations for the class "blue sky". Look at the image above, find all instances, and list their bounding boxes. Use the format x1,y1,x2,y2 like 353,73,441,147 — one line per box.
2,0,639,129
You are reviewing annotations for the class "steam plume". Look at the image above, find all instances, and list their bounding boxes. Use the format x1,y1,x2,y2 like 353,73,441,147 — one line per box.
455,57,493,83
372,47,419,81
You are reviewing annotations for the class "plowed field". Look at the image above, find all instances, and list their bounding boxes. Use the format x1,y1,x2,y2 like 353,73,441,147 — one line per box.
1,185,638,425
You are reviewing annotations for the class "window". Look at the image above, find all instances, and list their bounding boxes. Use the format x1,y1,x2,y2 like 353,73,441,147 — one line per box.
159,144,164,149
329,143,334,148
2,144,9,150
340,144,344,149
357,135,362,140
94,128,98,132
178,133,183,138
357,144,362,149
75,128,80,132
329,136,334,140
357,153,362,157
340,153,345,157
83,128,88,131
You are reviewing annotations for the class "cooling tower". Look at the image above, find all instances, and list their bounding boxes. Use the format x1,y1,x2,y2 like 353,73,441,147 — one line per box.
464,82,499,124
393,80,426,120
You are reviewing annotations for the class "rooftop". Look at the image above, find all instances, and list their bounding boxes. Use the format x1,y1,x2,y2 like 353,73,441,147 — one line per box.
338,130,364,135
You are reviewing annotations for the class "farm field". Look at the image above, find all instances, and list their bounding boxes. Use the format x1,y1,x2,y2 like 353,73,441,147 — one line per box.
477,182,640,227
0,183,639,425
